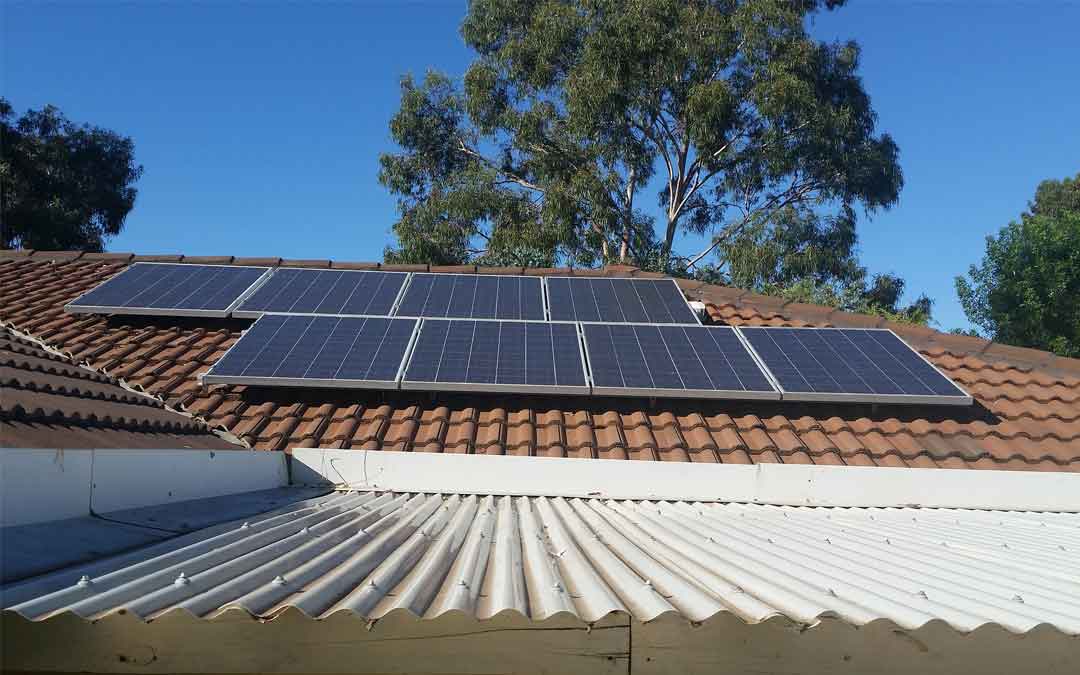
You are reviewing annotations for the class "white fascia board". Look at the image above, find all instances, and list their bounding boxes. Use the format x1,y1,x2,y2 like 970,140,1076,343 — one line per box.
290,448,1080,513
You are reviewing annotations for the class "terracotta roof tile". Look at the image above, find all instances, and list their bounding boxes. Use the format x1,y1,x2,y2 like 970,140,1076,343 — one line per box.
3,256,1080,472
0,326,239,449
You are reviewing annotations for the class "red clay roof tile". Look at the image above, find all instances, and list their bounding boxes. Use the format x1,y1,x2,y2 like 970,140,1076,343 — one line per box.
3,256,1080,471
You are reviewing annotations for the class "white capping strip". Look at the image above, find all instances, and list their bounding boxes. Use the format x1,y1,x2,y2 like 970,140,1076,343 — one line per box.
291,449,1080,513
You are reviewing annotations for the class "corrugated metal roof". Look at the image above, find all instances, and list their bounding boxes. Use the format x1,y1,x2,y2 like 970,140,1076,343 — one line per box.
3,490,1080,634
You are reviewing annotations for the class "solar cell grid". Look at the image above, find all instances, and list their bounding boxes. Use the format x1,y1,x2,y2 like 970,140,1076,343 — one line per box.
201,314,418,388
401,319,588,394
394,274,545,320
233,268,407,318
738,327,972,405
66,263,270,317
581,323,779,399
546,278,699,324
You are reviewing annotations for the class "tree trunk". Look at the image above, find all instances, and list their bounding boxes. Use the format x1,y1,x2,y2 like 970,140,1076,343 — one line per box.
621,172,635,264
662,214,679,263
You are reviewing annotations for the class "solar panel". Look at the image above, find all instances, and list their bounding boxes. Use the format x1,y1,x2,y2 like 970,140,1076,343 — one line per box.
581,323,779,399
232,268,408,318
401,319,589,394
201,314,419,389
738,327,973,405
546,277,699,324
394,274,545,320
66,263,270,318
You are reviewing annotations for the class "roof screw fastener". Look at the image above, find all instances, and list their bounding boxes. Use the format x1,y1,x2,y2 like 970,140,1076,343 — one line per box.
824,538,831,545
916,590,928,600
458,580,469,589
826,588,837,597
240,522,250,529
1013,595,1025,604
885,538,891,545
174,572,190,586
552,583,564,593
767,538,775,544
76,575,93,588
272,575,287,586
300,527,310,535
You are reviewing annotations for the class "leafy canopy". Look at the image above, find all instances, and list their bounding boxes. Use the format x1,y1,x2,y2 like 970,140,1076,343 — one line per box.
1,98,143,251
379,0,902,273
956,174,1080,357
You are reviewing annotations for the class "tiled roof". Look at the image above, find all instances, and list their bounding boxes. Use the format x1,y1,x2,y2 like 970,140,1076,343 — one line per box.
2,249,1079,470
0,322,241,450
5,489,1080,635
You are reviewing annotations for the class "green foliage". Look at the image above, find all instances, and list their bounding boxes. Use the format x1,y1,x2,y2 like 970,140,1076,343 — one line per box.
1,98,143,251
956,174,1080,357
640,200,932,324
379,0,902,272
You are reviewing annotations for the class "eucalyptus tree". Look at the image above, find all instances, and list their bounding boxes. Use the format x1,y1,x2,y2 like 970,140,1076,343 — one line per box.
380,0,901,273
956,174,1080,356
1,98,142,251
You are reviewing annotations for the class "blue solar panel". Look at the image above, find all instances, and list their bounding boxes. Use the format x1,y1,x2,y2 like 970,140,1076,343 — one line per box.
582,324,778,399
201,314,418,388
738,327,972,405
546,278,699,324
233,268,407,318
394,274,545,320
401,319,588,394
66,263,270,317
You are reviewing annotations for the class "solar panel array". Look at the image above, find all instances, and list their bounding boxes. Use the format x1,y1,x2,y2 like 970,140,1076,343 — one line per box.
740,327,972,405
66,263,970,405
201,314,418,389
402,320,587,394
395,273,545,320
233,268,407,318
583,324,778,399
66,263,270,317
546,277,699,324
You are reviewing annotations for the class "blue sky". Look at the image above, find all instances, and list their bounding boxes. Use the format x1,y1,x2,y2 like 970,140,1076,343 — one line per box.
4,1,1078,331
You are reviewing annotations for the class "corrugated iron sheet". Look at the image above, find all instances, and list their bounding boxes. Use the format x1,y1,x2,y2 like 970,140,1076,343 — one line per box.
3,491,1080,634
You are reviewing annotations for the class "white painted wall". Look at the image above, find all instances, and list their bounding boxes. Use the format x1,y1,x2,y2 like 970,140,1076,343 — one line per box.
1,449,287,527
1,449,93,526
291,448,1080,512
90,449,287,513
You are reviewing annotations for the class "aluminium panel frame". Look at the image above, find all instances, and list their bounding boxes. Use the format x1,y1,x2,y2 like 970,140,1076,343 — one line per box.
392,271,547,320
578,321,782,401
197,315,421,390
64,262,273,319
230,269,412,320
398,317,591,396
734,326,975,406
543,276,703,325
